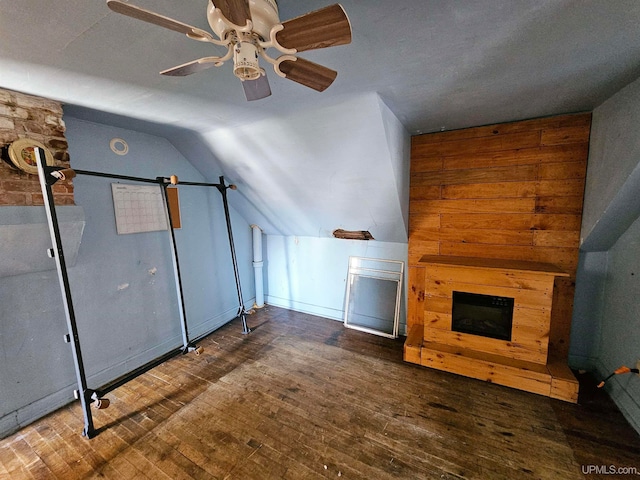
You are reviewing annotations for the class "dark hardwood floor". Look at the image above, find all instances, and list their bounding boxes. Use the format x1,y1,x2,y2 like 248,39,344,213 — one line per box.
1,306,639,479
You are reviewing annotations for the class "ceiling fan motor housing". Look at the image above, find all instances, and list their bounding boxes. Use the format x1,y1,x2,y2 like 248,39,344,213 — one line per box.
234,41,261,80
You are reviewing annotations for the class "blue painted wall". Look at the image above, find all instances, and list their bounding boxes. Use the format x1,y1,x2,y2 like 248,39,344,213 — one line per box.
256,95,411,336
572,76,640,434
65,117,255,383
0,117,255,438
265,236,408,334
0,206,85,436
596,219,640,432
0,267,78,437
200,93,411,243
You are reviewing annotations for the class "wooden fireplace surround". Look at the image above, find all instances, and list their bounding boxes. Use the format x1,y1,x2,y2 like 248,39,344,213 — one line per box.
404,255,579,402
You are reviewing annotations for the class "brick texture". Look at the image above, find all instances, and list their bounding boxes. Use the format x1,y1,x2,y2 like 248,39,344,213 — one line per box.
0,88,74,206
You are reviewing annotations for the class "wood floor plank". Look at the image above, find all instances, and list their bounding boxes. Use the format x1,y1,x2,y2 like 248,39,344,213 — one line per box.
260,347,567,477
100,453,143,480
0,440,22,475
21,426,75,479
7,436,56,479
207,350,511,478
132,431,212,480
1,306,639,479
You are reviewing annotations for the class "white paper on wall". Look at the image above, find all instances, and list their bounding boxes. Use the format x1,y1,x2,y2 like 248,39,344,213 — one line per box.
111,183,167,235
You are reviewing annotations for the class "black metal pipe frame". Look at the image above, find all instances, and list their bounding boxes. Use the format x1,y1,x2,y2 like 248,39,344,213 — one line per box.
158,178,194,354
158,174,250,333
36,159,251,438
36,153,96,438
216,176,251,334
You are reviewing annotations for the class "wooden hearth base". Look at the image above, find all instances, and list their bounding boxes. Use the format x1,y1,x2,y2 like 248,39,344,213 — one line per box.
404,325,578,403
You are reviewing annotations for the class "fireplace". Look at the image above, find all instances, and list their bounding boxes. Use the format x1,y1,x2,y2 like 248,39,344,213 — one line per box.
451,291,514,341
404,255,579,403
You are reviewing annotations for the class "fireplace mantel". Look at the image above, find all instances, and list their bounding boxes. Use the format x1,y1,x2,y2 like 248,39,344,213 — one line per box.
404,255,578,402
417,255,570,277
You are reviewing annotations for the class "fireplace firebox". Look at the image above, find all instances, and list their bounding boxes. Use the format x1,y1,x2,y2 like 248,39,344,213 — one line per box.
451,291,514,341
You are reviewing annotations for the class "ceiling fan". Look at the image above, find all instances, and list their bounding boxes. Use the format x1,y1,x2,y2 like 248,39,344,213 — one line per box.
106,0,352,101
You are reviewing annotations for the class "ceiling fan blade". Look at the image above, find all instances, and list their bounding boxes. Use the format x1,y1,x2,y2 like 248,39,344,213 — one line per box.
242,74,272,101
211,0,251,27
276,4,352,52
107,0,211,40
279,58,337,92
161,57,220,76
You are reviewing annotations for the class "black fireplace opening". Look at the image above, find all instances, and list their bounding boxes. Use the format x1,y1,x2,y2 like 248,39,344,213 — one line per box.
451,291,514,341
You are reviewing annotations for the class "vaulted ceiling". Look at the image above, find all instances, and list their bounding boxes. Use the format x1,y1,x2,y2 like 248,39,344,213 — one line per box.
2,1,640,241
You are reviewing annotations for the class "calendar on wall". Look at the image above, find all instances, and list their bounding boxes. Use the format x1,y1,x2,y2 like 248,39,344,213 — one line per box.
111,183,168,235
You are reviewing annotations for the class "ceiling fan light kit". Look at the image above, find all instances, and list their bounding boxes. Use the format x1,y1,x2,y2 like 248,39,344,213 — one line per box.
106,0,352,100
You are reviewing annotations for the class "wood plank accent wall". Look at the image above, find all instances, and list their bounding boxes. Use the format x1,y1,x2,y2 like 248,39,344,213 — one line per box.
408,113,591,360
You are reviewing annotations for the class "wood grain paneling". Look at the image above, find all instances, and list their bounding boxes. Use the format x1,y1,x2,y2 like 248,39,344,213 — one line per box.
408,113,589,356
442,181,537,199
410,198,537,214
406,113,590,401
409,212,440,230
413,130,541,157
413,164,539,186
441,212,534,230
438,227,534,245
407,266,425,327
442,144,589,171
412,112,590,146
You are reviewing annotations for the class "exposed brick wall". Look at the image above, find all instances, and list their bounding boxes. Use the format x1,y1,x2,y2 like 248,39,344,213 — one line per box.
0,88,74,205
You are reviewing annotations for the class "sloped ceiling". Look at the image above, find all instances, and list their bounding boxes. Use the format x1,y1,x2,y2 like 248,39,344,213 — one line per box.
2,1,640,242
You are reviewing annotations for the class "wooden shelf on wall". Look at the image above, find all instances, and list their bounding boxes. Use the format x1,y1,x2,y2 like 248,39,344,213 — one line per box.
417,255,570,277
